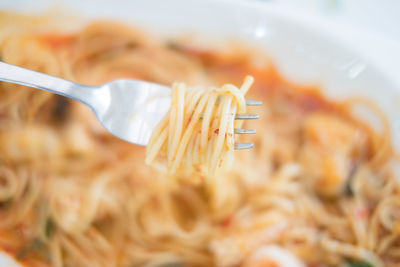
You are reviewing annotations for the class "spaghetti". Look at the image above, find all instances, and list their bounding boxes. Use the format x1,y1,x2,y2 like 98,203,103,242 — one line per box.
145,76,253,175
0,12,399,267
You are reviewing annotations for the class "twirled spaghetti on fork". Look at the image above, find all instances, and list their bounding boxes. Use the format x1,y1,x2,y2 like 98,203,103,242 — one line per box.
146,76,253,175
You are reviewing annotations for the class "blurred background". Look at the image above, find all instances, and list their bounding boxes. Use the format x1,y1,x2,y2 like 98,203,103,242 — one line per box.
254,0,400,134
255,0,400,43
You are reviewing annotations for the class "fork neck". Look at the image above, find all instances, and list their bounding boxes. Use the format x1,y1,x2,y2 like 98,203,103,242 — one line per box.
0,61,104,110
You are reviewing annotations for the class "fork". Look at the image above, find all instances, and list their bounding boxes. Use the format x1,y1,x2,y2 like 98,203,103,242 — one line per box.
0,61,261,149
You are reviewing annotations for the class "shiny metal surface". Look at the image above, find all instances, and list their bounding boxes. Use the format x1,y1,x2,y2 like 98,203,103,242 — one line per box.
0,61,257,147
0,61,171,146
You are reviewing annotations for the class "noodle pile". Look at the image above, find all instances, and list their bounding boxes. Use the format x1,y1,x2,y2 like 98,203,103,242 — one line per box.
146,76,253,175
0,13,400,267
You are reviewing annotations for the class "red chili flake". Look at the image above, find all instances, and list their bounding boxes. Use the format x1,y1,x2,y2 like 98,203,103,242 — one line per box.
2,245,15,254
218,159,223,167
199,175,205,182
221,216,233,227
214,129,219,134
266,261,280,267
354,207,369,219
39,34,75,50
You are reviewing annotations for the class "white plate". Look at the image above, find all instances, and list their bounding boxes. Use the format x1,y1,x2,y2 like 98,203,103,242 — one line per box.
0,0,399,266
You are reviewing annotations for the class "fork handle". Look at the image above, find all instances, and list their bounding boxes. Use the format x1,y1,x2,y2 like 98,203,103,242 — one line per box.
0,61,101,108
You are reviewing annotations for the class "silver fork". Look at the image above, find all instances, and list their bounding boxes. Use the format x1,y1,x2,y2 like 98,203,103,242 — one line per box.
0,61,261,148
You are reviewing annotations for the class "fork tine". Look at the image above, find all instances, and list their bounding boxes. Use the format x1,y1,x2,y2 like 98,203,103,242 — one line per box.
233,100,260,149
235,114,259,120
234,143,254,150
245,99,263,106
234,128,256,134
216,98,262,106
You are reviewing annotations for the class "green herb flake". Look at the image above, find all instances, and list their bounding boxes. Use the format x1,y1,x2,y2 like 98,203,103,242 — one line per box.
346,260,374,267
0,197,12,208
45,219,55,238
16,239,45,259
